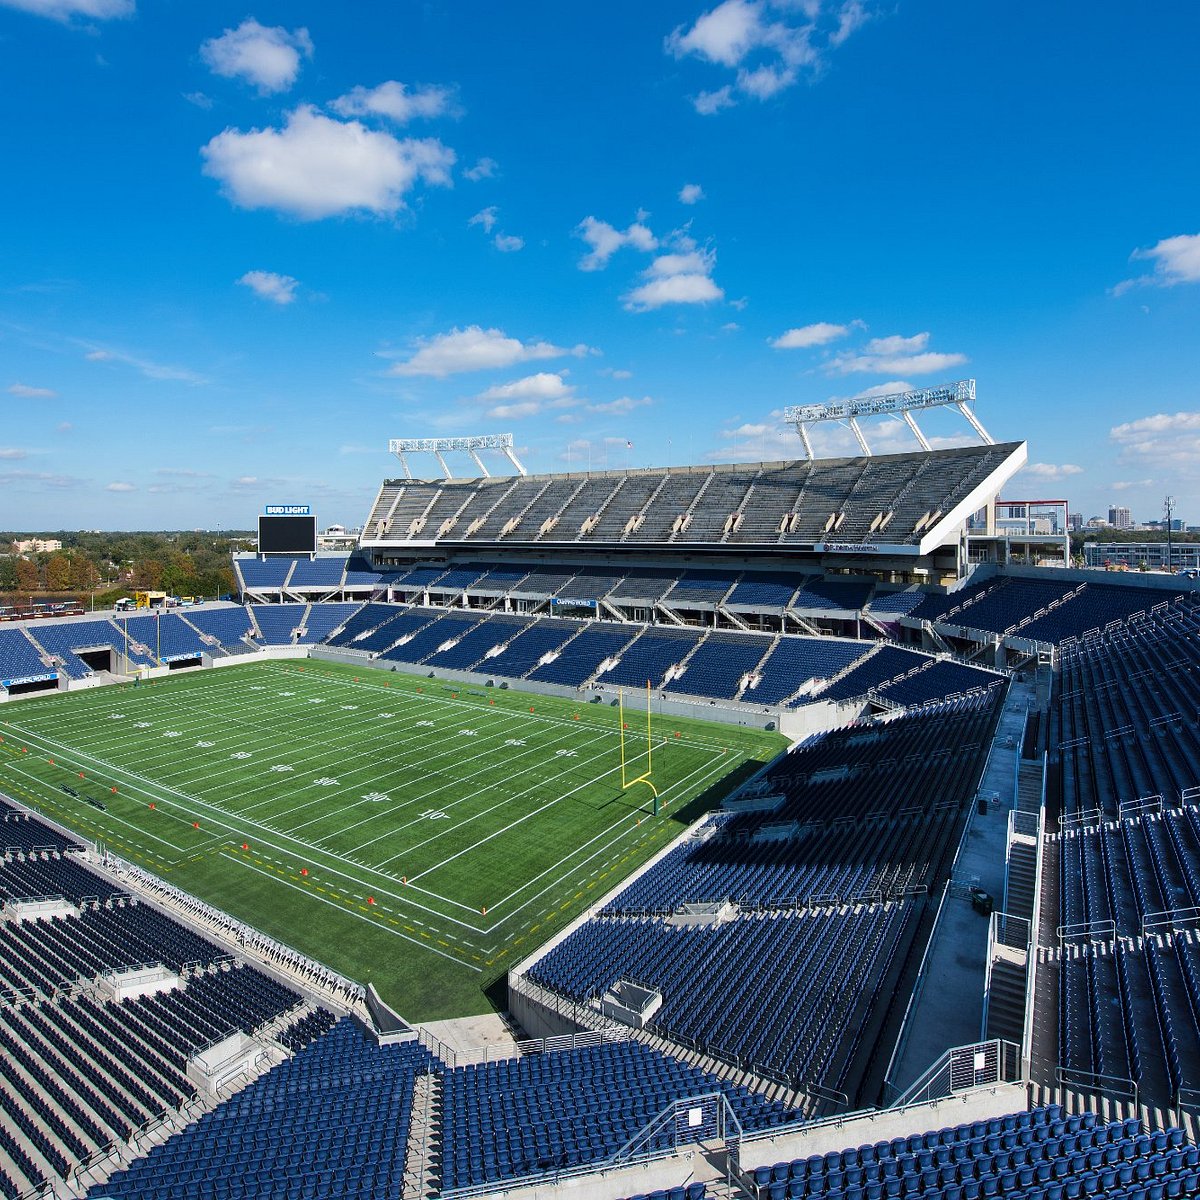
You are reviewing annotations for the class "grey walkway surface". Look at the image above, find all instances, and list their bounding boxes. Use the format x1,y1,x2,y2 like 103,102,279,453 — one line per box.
886,681,1037,1096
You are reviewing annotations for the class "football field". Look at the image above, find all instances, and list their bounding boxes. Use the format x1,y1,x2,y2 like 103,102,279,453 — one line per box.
0,659,784,1019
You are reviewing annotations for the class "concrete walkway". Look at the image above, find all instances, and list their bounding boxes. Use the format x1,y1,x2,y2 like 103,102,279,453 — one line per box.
886,681,1037,1096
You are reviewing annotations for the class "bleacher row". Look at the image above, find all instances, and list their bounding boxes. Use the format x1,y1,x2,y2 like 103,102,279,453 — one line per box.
0,596,1005,711
746,1106,1197,1200
0,809,327,1200
1051,599,1200,1111
0,798,1015,1200
906,575,1191,648
361,442,1020,547
318,601,1003,708
523,690,1005,1109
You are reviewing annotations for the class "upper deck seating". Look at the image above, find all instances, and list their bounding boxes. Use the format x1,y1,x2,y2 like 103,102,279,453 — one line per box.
288,556,348,589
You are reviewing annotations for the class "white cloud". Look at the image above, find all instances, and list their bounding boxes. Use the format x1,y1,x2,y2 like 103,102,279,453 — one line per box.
105,481,135,492
83,345,205,384
330,81,455,124
1022,462,1084,479
625,274,724,310
388,326,587,378
770,321,851,349
589,395,652,415
237,270,299,305
668,0,874,112
463,157,497,181
0,470,79,490
0,0,131,21
8,382,58,398
55,422,72,433
576,216,658,270
0,448,28,460
494,233,524,253
201,106,455,220
1114,232,1200,294
826,331,968,376
1110,479,1153,492
679,183,705,205
851,381,914,398
623,247,724,311
486,401,542,420
737,62,796,98
667,0,764,67
1110,411,1200,466
200,19,313,95
645,250,711,277
599,367,633,380
469,206,498,232
477,373,574,404
183,91,213,110
693,86,736,115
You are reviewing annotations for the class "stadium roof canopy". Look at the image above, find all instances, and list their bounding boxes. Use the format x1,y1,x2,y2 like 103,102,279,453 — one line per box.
359,440,1027,564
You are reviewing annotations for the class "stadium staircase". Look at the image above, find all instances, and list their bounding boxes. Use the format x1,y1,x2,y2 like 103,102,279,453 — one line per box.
244,607,263,641
733,635,778,701
400,1068,440,1200
784,610,822,637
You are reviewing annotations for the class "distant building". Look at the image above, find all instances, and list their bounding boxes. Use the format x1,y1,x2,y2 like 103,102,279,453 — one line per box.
318,525,361,551
1084,541,1200,571
1068,511,1083,531
1108,505,1132,529
13,538,62,554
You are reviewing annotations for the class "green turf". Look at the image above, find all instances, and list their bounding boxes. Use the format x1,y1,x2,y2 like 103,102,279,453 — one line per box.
0,659,785,1020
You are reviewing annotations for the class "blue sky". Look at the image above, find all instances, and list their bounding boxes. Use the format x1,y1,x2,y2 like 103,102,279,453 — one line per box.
1,1,1198,530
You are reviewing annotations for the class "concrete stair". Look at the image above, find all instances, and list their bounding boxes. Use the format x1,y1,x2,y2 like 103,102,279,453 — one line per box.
985,958,1027,1045
1006,841,1038,920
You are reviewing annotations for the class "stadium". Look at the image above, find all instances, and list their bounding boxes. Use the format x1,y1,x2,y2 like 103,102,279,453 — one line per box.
1,379,1199,1200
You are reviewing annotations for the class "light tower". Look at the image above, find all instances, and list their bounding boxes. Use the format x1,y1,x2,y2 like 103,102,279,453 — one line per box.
387,433,527,480
1165,495,1175,573
782,379,991,460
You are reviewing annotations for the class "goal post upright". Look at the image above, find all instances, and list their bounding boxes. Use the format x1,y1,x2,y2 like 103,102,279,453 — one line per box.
618,682,660,814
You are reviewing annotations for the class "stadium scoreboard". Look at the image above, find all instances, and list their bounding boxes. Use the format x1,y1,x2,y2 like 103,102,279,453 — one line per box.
259,504,316,554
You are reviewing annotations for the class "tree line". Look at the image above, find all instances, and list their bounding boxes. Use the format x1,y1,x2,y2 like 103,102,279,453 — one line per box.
0,531,253,602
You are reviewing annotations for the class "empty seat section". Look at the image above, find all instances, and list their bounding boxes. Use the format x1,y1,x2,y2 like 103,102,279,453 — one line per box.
748,637,872,705
422,614,530,670
297,602,364,643
667,632,771,700
528,624,639,686
0,628,54,683
603,628,700,689
250,604,306,645
183,605,254,649
479,619,582,678
379,614,482,664
236,557,297,590
117,613,208,660
324,602,406,647
663,570,739,606
792,577,873,613
288,556,349,588
726,572,808,608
